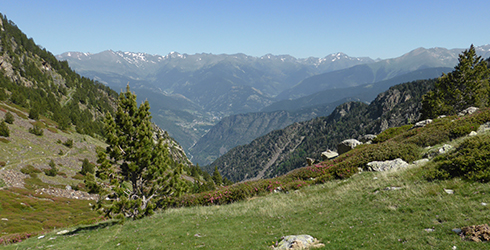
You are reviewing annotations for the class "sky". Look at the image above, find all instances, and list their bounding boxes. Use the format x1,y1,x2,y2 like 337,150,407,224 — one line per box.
1,0,490,59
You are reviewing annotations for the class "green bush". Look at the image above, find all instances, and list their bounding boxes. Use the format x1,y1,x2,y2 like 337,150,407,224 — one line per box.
80,158,95,175
425,134,490,182
372,124,412,143
4,111,14,124
0,120,9,137
44,160,58,177
20,165,42,175
63,139,73,148
28,125,43,136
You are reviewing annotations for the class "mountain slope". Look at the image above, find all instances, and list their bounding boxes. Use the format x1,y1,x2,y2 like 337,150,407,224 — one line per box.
208,79,436,182
277,46,490,100
263,67,451,112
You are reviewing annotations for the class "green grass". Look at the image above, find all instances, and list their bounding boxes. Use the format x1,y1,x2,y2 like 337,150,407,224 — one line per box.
4,164,490,249
0,188,99,244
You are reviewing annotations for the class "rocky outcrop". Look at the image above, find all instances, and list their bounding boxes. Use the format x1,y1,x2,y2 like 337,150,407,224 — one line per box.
412,119,432,129
338,139,362,155
458,107,479,116
366,158,409,172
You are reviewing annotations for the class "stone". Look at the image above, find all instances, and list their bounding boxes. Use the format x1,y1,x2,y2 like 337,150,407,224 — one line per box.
366,158,409,172
423,144,453,159
458,107,479,117
478,122,490,133
274,235,324,250
337,139,362,155
413,158,429,165
444,189,454,194
412,119,432,129
469,131,477,136
321,150,338,160
358,134,377,143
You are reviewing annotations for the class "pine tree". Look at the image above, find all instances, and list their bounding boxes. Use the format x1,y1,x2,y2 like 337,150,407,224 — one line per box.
0,120,9,137
89,85,188,219
4,111,14,124
422,45,490,118
212,166,223,186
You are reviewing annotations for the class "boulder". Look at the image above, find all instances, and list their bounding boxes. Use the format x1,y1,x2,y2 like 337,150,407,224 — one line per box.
359,134,377,143
478,122,490,133
423,144,453,159
274,235,324,249
366,158,409,172
412,119,432,129
458,107,479,117
337,139,362,155
321,150,338,161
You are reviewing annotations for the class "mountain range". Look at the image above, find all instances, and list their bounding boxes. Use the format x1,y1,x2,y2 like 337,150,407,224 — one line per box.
57,45,490,164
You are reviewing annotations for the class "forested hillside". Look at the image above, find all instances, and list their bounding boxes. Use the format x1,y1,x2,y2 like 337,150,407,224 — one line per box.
0,14,117,136
208,79,436,182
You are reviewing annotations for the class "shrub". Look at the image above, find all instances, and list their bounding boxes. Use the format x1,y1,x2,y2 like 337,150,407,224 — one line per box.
20,165,42,175
0,120,9,137
80,158,95,175
44,160,58,177
4,111,14,124
425,134,490,182
28,125,43,136
63,139,73,148
372,124,412,143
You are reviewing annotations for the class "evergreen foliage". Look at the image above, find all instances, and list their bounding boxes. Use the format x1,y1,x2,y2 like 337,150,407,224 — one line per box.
212,166,222,186
28,124,43,136
44,160,58,177
422,45,490,118
0,14,118,136
4,111,14,124
80,158,95,176
88,86,188,219
0,120,9,137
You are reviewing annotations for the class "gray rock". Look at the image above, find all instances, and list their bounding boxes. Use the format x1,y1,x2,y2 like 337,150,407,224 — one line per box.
412,119,432,129
469,131,477,136
423,144,453,159
413,158,429,165
337,139,362,155
274,235,324,250
359,134,377,143
458,107,479,116
321,150,338,160
366,158,409,172
478,122,490,133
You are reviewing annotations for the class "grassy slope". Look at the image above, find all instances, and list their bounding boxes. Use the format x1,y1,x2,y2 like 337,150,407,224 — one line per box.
4,163,490,249
0,103,104,240
3,107,490,249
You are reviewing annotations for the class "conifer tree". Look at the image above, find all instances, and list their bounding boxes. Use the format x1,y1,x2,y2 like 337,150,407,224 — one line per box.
89,85,187,219
212,166,222,186
0,120,9,137
422,45,490,118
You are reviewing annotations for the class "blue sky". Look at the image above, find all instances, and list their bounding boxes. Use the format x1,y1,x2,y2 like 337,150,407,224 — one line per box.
2,0,489,59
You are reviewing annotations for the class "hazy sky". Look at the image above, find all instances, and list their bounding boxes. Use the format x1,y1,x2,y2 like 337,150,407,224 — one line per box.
2,0,489,59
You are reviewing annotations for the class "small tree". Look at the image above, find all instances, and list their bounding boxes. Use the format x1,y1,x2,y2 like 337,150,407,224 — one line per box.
0,120,9,137
80,158,95,175
422,45,490,118
212,166,222,186
4,112,14,124
88,85,188,219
